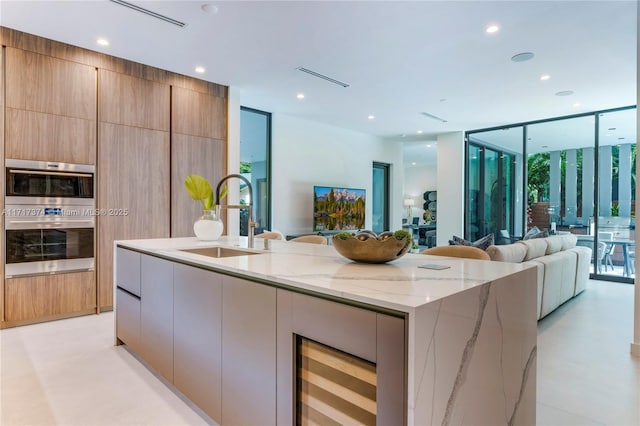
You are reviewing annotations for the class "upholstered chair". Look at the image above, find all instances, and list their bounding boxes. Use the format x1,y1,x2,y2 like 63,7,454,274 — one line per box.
255,231,284,240
420,245,491,260
289,235,328,245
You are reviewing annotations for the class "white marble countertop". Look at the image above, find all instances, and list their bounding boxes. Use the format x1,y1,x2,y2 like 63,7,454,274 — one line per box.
116,236,532,314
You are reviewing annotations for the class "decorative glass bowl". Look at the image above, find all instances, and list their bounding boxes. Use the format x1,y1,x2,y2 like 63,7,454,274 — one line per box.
332,230,412,264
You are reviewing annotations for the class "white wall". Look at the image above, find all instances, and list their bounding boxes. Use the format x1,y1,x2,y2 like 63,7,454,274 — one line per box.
436,131,465,246
403,166,437,222
271,114,404,236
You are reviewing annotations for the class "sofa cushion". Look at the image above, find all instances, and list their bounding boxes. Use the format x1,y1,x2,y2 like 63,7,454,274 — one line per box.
517,239,548,261
486,243,527,263
545,236,563,255
559,233,577,250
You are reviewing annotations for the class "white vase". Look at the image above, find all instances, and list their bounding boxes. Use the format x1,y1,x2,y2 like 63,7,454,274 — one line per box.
193,209,223,241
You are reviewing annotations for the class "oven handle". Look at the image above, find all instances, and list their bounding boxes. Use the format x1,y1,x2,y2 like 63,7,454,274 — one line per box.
8,219,94,225
9,169,93,178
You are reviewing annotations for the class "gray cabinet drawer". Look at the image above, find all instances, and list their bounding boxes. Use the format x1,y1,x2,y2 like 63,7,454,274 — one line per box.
116,247,141,296
116,288,141,354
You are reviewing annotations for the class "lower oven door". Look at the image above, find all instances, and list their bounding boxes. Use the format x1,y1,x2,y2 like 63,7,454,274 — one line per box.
5,227,94,277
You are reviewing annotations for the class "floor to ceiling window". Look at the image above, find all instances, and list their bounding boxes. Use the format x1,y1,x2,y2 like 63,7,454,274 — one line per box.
239,107,271,235
465,106,635,283
372,162,390,234
466,127,524,242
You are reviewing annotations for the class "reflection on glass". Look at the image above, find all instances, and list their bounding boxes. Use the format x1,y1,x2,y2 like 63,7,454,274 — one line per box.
466,126,523,243
240,107,271,235
594,108,636,279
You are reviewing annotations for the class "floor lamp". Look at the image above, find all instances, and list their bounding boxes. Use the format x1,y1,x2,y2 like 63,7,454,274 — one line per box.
404,198,415,221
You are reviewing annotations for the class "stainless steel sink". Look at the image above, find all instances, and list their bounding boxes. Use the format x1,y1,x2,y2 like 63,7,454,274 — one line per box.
179,247,261,258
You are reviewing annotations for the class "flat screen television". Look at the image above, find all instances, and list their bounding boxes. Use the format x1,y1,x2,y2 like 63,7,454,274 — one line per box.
313,186,366,231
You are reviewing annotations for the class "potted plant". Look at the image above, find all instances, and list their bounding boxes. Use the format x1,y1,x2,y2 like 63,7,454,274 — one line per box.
185,174,227,240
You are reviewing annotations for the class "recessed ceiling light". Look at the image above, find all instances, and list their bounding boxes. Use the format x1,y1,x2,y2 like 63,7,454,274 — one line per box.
573,102,581,107
511,52,535,62
540,74,550,81
555,90,574,96
296,93,305,99
195,66,205,74
367,115,375,120
417,130,423,134
411,162,417,166
97,38,109,46
426,144,431,148
485,24,499,34
201,3,218,14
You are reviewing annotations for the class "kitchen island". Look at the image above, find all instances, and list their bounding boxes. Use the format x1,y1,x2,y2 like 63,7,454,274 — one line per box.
114,237,537,425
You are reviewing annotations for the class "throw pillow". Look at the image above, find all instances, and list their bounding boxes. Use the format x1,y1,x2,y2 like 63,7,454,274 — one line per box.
523,226,540,240
449,233,495,251
527,229,549,239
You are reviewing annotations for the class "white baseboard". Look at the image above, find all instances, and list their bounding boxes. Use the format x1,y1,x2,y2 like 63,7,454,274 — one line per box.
631,342,640,357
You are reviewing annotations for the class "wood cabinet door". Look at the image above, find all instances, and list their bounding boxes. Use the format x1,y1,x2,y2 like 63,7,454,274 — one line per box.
172,86,226,139
99,69,169,131
4,271,96,323
171,134,226,237
173,264,222,421
5,107,96,164
140,255,173,382
4,47,97,164
97,123,170,310
5,47,96,119
221,276,277,426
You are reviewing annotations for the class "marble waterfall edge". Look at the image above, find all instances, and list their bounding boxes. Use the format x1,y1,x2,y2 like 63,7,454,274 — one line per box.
408,268,537,425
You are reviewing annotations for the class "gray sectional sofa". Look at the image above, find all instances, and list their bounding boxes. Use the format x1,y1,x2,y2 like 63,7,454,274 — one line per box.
486,234,591,320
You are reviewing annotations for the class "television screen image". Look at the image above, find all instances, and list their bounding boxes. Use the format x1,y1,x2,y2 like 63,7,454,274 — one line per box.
313,186,366,231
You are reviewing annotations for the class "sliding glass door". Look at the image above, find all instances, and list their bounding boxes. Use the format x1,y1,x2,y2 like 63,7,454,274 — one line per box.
466,106,635,283
466,127,523,242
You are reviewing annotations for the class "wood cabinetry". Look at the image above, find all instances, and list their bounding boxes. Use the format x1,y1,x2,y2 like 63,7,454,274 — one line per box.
173,263,222,420
140,255,174,382
5,47,96,119
97,121,170,310
171,86,226,139
99,69,169,131
4,271,96,324
0,27,228,327
5,108,96,164
4,47,97,164
171,134,226,237
170,87,227,238
221,275,277,425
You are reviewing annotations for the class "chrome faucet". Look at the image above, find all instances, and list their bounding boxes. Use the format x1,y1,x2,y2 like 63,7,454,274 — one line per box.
215,174,258,248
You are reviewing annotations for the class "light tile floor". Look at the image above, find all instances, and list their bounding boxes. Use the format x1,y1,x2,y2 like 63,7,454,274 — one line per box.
1,280,638,425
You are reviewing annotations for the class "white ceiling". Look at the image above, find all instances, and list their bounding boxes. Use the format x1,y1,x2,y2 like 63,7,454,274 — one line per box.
1,0,637,165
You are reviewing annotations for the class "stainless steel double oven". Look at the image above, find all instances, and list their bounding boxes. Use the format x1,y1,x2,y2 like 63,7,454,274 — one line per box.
5,159,95,277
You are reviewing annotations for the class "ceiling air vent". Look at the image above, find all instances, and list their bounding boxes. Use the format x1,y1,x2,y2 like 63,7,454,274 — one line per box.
110,0,186,27
420,112,448,123
296,67,350,88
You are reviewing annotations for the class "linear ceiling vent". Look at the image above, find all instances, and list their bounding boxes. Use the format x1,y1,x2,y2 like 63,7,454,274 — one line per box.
110,0,186,27
420,112,448,123
296,67,350,88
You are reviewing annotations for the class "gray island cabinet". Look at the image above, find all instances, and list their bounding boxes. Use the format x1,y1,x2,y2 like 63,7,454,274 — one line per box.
115,237,537,425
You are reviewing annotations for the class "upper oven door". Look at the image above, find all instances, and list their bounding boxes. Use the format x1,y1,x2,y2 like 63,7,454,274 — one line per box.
6,159,94,205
